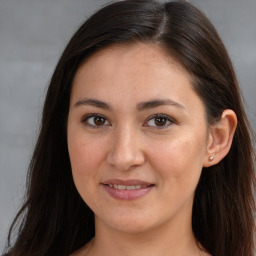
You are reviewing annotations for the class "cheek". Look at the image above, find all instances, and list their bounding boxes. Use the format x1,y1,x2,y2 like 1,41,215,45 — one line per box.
68,131,104,186
68,136,103,210
148,130,207,184
70,142,97,172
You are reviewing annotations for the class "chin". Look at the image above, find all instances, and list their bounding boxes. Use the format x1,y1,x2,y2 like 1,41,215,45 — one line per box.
111,222,153,234
97,213,161,234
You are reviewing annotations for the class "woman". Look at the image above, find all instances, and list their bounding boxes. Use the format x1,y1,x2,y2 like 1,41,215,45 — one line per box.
3,0,255,255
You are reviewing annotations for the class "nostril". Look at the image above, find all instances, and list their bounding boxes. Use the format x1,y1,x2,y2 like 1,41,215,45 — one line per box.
106,152,143,171
106,130,145,170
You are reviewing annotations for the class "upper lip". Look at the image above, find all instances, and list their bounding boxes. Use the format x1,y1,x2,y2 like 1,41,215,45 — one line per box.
102,179,153,186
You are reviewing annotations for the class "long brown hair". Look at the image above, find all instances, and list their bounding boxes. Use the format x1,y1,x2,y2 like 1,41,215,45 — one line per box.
4,1,255,255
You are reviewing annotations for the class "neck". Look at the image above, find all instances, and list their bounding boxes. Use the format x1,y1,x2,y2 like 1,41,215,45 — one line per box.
87,211,204,256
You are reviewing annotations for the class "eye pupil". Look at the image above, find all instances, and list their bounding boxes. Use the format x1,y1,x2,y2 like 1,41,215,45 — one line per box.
94,116,105,126
155,117,167,126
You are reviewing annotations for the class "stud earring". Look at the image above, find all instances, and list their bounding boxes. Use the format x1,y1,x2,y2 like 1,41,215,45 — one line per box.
209,156,214,161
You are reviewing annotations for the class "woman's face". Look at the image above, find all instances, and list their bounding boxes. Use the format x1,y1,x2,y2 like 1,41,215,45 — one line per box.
67,43,211,234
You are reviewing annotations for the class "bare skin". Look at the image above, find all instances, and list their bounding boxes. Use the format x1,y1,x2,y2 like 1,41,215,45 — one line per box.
68,43,236,256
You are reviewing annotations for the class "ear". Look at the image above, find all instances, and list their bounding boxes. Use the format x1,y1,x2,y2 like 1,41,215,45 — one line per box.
203,109,237,167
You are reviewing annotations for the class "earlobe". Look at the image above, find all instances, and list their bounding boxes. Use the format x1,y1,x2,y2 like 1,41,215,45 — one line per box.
203,109,237,167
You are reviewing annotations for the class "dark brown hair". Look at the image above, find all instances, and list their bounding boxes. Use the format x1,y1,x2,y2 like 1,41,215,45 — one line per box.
4,1,255,255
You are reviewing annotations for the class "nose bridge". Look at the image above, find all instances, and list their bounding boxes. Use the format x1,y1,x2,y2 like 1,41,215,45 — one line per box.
107,123,144,170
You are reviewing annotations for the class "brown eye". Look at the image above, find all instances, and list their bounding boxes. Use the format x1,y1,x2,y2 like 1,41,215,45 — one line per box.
83,114,110,128
145,114,174,128
154,117,167,126
94,116,106,126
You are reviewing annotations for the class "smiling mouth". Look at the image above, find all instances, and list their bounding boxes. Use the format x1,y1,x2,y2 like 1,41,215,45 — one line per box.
106,184,149,190
102,180,154,200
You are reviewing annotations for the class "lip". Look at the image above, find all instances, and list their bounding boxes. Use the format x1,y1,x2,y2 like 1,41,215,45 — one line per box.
101,179,154,200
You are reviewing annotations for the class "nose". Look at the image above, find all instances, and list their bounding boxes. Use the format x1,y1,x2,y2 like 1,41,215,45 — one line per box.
107,126,145,171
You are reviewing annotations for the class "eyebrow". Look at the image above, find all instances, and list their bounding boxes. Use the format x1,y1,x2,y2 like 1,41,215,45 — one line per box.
136,99,185,111
74,98,185,111
74,98,112,110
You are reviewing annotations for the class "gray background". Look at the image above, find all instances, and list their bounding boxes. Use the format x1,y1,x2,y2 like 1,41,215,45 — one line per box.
0,0,255,252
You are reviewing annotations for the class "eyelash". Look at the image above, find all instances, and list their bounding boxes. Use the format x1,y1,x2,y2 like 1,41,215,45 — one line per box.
144,114,176,129
81,113,176,129
81,114,110,129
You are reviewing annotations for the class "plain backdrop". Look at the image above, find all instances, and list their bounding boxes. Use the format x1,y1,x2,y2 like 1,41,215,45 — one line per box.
0,0,255,252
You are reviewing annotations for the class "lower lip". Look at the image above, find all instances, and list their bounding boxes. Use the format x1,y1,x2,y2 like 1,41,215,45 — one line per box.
103,184,154,200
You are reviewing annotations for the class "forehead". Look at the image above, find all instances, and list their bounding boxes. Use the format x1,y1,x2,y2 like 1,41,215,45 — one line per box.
73,43,192,89
70,43,203,111
79,43,189,73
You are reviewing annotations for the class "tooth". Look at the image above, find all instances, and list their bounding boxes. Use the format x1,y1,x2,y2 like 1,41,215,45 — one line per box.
109,184,148,190
114,184,126,190
127,185,136,190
